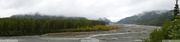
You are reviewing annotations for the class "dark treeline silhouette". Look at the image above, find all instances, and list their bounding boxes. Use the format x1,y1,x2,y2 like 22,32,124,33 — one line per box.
0,14,106,36
117,10,173,26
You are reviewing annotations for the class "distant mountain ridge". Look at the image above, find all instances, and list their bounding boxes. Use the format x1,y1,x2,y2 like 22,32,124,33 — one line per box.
11,13,112,24
117,10,173,26
98,18,111,23
11,13,87,20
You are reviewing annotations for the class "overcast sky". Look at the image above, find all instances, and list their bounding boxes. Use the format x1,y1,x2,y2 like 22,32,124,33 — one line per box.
0,0,176,22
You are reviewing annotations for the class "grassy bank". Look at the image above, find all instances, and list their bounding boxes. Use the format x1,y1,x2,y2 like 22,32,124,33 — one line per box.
44,25,118,37
62,25,118,32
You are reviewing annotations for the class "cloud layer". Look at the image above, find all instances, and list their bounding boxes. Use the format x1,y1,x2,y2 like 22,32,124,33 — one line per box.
0,0,176,22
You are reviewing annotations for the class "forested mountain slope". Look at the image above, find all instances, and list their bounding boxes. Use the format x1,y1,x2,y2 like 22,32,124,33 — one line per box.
11,13,111,24
117,10,173,26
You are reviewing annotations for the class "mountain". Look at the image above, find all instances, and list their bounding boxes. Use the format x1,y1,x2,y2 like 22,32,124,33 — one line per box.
11,13,87,20
117,10,173,26
98,18,111,23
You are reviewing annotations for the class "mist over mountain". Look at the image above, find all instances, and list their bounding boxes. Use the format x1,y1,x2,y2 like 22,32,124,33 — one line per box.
117,10,173,26
11,13,87,20
11,13,113,24
98,18,112,23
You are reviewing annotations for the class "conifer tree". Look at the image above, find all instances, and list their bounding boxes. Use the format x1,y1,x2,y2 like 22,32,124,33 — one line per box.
173,0,179,20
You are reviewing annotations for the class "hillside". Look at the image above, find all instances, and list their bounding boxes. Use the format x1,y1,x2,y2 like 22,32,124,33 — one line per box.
98,18,112,24
117,10,173,26
11,13,112,24
11,13,87,20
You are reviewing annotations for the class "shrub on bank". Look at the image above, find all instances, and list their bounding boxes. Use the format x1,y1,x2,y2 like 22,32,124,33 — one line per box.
63,25,118,32
143,20,180,42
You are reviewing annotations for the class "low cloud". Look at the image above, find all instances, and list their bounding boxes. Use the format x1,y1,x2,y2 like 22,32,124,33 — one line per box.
0,0,175,22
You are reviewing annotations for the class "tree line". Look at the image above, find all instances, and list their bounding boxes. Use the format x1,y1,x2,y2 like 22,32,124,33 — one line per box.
0,18,105,36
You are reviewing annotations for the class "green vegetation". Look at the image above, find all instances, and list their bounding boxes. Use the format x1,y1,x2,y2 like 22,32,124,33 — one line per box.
0,18,107,36
143,20,180,42
44,25,118,37
143,1,180,42
117,10,173,26
62,25,118,32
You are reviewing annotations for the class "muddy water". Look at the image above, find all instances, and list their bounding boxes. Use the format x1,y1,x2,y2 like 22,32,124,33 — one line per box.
0,24,160,42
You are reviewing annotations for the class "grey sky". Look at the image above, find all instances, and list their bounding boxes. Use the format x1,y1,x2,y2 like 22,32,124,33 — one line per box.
0,0,176,22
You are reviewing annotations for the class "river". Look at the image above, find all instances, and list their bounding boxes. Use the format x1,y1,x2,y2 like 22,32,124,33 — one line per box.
0,24,160,42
